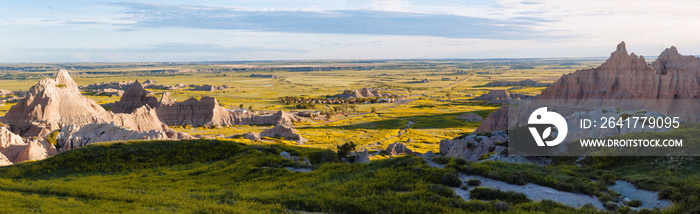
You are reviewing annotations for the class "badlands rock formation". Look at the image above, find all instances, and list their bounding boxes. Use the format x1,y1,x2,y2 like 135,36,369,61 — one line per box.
456,113,483,122
475,42,700,133
473,106,509,134
82,80,186,97
485,79,550,87
0,127,56,165
473,90,531,101
190,84,230,91
385,142,414,155
0,69,168,137
0,89,12,96
156,93,305,127
335,88,383,99
243,132,261,141
55,123,172,152
111,81,159,114
439,130,508,162
259,125,307,144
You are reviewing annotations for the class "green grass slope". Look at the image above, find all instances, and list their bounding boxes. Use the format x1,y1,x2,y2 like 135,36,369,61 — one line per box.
0,140,603,213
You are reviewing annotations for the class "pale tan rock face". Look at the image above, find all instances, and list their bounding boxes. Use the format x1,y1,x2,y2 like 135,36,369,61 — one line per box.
0,153,12,166
0,70,167,137
156,93,305,127
0,127,29,163
475,42,700,133
14,140,56,163
55,123,170,152
386,142,413,155
259,125,307,144
111,106,166,132
111,81,159,114
0,69,111,137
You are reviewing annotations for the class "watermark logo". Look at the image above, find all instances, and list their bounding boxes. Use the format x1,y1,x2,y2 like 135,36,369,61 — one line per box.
528,107,568,146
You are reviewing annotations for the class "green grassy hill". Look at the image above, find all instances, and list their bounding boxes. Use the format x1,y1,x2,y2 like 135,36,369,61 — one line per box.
0,140,603,213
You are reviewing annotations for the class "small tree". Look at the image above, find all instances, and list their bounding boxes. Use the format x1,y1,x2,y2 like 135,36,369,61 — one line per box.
239,104,244,109
336,142,357,160
248,105,253,111
371,107,377,113
325,111,332,120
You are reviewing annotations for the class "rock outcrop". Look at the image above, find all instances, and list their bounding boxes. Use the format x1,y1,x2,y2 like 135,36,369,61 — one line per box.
456,113,483,122
0,127,30,164
14,140,57,163
485,79,551,87
0,90,12,96
55,123,171,152
0,69,113,137
155,96,233,127
473,106,509,134
259,125,307,144
440,130,508,161
386,142,414,156
190,84,230,91
0,127,56,165
473,90,531,101
243,132,261,141
335,88,383,99
0,70,167,137
475,42,700,133
354,149,370,163
111,81,159,114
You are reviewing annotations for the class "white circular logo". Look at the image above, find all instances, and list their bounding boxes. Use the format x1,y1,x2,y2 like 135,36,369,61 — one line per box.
528,107,568,146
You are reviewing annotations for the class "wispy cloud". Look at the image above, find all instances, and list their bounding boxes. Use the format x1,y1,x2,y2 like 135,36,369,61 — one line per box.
102,2,549,39
18,42,303,54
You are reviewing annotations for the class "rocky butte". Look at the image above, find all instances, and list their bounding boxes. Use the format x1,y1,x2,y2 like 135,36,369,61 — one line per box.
111,84,306,127
0,69,191,165
475,42,700,133
0,69,166,137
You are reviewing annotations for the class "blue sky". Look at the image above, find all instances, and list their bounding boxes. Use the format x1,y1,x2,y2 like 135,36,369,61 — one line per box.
1,0,699,62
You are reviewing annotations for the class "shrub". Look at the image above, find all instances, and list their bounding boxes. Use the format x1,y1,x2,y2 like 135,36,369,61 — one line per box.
618,206,632,214
601,172,617,185
627,199,642,207
336,142,356,160
432,156,451,165
468,187,530,204
659,186,681,201
603,201,618,210
467,179,481,186
441,172,461,187
555,182,575,192
454,158,468,166
46,130,61,149
428,184,454,197
493,201,510,212
506,172,526,185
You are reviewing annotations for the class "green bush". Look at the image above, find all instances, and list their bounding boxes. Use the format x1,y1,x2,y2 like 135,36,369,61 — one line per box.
441,172,461,187
603,201,618,210
617,206,631,214
659,186,681,201
467,179,481,186
336,142,356,160
468,187,530,204
627,199,642,207
46,130,61,149
432,156,451,165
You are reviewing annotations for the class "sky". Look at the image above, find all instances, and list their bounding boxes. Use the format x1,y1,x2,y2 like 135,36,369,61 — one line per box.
1,0,700,62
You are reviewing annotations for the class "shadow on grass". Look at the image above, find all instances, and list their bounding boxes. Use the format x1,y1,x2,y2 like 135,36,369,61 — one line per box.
300,110,495,130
